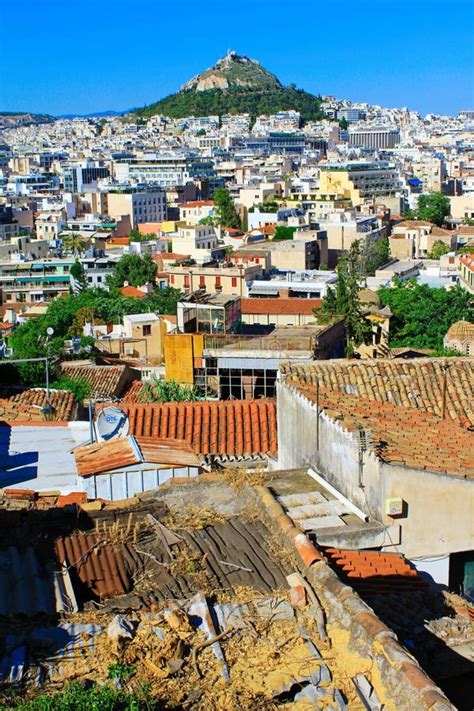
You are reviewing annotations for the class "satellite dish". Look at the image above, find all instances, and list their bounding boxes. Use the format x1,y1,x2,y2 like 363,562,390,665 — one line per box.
46,327,54,336
96,406,129,442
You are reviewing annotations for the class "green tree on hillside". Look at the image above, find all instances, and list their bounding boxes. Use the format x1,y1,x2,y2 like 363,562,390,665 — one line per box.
213,188,242,229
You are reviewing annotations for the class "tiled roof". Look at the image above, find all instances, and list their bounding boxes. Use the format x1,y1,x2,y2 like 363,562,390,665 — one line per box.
122,380,145,402
445,320,474,340
54,534,133,598
394,220,433,228
460,255,474,272
120,285,147,299
288,381,474,478
241,298,321,315
114,400,277,458
281,358,474,427
0,387,75,421
324,548,428,595
60,363,132,399
181,200,214,208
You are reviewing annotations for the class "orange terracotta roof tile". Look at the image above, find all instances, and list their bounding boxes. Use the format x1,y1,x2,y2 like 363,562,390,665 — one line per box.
281,358,474,427
288,380,474,479
324,548,427,594
0,387,75,421
104,400,277,459
120,285,147,299
60,363,133,399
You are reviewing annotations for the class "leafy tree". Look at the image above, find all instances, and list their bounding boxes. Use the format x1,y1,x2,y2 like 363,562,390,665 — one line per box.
273,226,296,241
427,240,450,259
363,236,390,275
70,259,88,291
212,188,242,229
315,241,372,356
411,192,451,226
129,228,156,243
140,377,201,402
339,117,349,130
378,282,473,350
50,374,92,402
196,128,206,136
7,286,181,386
62,232,87,256
107,253,158,288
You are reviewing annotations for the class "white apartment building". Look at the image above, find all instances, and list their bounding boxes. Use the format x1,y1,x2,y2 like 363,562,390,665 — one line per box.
106,190,166,228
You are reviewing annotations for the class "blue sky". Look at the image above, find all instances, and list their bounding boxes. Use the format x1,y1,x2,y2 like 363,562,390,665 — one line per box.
1,0,473,116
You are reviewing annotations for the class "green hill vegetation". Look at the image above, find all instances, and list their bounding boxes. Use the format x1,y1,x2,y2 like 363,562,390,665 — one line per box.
136,85,325,122
134,51,325,123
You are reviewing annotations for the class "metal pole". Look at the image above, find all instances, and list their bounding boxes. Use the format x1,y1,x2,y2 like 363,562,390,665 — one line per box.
441,362,448,420
45,358,50,405
316,377,320,450
89,400,95,443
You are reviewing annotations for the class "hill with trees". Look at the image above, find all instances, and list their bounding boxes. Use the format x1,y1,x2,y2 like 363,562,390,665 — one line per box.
134,51,326,123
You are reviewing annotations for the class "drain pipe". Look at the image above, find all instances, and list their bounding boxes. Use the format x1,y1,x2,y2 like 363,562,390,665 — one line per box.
307,467,370,522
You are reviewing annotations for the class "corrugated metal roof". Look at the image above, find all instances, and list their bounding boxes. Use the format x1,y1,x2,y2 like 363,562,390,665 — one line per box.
0,547,77,616
135,437,203,467
0,422,90,492
74,437,141,477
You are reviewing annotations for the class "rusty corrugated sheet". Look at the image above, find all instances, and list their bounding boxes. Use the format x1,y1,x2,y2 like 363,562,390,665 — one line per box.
74,437,140,477
54,534,132,599
135,436,203,467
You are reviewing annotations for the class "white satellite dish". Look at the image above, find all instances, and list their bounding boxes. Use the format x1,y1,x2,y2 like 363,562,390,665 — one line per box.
46,327,54,336
96,406,129,442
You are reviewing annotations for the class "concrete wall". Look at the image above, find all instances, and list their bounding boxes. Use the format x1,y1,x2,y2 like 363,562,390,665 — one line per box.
276,381,474,559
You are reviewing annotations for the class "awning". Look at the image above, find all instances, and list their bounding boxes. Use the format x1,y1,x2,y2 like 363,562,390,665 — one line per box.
249,288,279,297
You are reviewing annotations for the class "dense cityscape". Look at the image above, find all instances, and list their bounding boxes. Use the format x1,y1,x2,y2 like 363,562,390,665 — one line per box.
0,39,473,711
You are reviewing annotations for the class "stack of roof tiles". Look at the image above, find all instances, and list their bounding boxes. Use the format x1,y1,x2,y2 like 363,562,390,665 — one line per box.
114,400,277,459
60,363,133,399
0,387,75,421
324,548,427,595
281,358,474,427
291,382,474,478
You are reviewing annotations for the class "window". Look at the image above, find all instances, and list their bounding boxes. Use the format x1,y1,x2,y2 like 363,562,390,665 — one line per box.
215,276,221,287
143,324,151,336
200,276,206,287
170,275,175,284
231,277,237,287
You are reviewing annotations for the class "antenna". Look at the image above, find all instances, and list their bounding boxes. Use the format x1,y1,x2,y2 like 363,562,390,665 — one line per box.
96,406,130,442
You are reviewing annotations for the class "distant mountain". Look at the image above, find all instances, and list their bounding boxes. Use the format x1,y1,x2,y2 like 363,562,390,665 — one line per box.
56,110,127,119
0,111,54,128
134,51,325,123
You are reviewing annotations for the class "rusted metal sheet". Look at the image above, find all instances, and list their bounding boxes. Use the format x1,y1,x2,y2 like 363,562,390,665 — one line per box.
54,534,132,599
